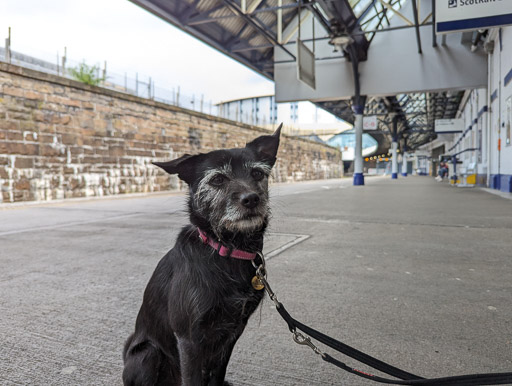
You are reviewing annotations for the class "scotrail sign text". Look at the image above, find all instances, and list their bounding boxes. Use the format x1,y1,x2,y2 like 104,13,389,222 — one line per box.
436,0,512,34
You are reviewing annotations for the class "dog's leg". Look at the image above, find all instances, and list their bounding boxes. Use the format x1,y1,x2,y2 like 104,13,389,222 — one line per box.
207,358,231,386
123,337,178,386
176,336,204,386
207,338,239,386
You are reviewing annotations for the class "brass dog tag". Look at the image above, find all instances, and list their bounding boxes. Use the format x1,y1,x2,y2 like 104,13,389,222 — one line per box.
251,276,264,290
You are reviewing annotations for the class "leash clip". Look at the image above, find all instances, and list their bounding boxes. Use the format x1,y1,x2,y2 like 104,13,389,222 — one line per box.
293,332,326,358
252,252,280,308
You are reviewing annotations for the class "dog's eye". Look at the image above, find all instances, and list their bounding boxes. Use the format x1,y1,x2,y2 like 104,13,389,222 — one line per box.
210,174,226,186
251,169,265,181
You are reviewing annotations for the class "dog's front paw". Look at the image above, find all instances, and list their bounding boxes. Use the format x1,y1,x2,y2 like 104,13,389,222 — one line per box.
223,381,233,386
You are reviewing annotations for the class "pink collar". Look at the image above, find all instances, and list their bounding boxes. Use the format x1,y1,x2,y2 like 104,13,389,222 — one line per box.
197,228,257,260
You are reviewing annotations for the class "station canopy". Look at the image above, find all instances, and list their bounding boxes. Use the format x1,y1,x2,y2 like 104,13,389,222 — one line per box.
129,0,486,151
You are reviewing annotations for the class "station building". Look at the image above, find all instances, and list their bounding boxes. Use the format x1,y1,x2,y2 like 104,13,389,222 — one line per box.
88,1,512,192
423,28,512,192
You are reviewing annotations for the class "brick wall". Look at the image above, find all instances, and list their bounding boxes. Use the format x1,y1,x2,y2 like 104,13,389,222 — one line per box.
0,63,342,203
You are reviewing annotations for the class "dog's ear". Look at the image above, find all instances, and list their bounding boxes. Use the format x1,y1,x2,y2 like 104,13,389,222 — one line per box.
246,123,282,167
153,154,200,185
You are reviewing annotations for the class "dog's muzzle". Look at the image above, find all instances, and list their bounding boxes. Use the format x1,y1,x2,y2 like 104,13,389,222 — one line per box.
240,192,260,209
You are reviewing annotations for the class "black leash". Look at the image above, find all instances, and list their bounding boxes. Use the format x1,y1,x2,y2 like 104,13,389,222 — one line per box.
252,253,512,385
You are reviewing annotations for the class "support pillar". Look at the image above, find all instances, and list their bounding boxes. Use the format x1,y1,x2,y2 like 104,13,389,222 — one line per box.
391,114,399,179
451,155,458,184
353,104,365,186
401,150,408,177
348,45,365,186
391,141,398,179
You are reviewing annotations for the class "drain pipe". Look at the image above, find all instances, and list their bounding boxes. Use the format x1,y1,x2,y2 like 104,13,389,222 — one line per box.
486,46,492,187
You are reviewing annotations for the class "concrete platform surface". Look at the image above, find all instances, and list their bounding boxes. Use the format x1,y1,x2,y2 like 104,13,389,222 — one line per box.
1,176,511,385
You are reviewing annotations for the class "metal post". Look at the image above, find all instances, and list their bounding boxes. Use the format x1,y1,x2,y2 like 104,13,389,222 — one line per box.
486,49,492,187
135,73,139,96
391,115,399,179
432,0,437,47
5,27,11,63
451,155,458,184
411,0,422,54
62,47,67,76
391,141,398,178
277,0,283,44
348,44,365,186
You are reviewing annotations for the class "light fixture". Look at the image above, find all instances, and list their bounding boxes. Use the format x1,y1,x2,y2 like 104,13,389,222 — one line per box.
329,34,354,51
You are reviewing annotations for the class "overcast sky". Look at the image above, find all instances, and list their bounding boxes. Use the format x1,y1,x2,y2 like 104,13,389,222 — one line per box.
1,0,274,103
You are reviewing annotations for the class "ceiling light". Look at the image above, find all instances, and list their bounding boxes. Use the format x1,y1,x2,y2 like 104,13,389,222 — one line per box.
329,34,354,49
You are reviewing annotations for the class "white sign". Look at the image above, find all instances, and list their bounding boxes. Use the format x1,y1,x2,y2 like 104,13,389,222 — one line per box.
363,115,378,131
435,118,463,133
436,0,512,34
296,39,315,90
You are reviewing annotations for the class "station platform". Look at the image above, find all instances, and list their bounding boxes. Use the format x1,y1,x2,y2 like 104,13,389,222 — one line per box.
1,176,511,385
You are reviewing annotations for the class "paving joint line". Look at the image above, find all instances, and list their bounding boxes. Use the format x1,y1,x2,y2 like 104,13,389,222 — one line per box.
0,212,146,237
288,216,509,230
265,233,311,259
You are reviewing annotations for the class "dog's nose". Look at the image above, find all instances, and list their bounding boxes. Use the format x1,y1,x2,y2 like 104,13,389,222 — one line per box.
240,192,260,209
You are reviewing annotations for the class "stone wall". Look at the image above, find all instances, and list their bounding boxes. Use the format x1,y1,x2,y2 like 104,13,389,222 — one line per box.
0,63,342,203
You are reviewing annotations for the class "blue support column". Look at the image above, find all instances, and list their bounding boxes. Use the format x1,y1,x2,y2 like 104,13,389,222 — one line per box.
353,104,364,186
451,156,458,184
391,114,398,179
391,141,398,179
348,44,365,187
401,150,408,177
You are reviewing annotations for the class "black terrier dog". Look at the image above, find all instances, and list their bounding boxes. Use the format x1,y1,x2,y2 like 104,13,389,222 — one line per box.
123,125,281,386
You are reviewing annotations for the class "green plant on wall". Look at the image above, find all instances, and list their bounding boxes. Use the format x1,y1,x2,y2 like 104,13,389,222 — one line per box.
70,61,105,86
